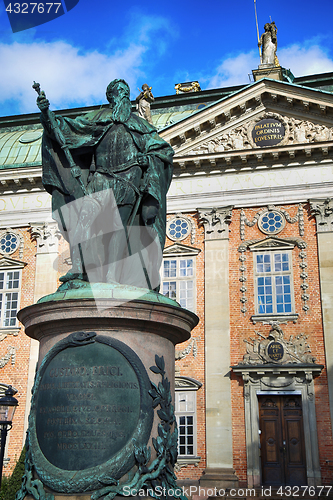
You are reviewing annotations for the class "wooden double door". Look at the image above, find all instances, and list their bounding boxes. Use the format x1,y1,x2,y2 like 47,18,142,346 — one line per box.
259,395,307,486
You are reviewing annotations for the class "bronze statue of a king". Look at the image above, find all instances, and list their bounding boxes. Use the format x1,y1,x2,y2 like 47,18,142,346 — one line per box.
36,79,174,291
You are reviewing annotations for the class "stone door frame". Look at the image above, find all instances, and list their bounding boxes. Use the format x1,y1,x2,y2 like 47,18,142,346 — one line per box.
232,364,323,488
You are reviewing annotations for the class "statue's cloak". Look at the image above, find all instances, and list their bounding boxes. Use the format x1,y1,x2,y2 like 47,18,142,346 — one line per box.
41,108,174,251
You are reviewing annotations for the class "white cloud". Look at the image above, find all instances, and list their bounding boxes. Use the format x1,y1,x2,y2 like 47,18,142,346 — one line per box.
207,51,258,88
206,42,333,89
0,13,177,115
0,40,146,114
278,44,333,76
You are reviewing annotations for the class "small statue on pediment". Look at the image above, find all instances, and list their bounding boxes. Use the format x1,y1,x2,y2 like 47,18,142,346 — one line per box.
136,83,154,125
258,22,278,66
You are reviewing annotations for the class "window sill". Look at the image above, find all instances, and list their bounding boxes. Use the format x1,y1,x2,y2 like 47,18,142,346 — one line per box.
175,456,201,469
251,313,299,324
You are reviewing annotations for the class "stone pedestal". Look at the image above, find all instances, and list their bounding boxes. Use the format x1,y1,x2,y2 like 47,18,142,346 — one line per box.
252,65,283,82
18,287,198,499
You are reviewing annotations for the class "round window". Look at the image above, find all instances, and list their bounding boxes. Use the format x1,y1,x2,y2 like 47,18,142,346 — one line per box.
167,217,191,241
0,233,19,254
258,211,285,235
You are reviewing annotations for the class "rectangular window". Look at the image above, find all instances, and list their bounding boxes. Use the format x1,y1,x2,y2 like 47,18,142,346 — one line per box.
255,252,293,315
175,391,196,457
162,258,195,312
0,271,21,327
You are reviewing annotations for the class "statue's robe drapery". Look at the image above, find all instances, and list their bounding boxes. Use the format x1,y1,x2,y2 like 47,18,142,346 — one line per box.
41,108,174,255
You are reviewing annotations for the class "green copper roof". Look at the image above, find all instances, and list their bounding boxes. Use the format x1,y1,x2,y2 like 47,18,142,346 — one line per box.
0,110,198,169
0,129,42,167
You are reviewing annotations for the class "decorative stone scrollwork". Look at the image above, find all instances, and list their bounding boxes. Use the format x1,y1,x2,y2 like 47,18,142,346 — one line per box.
30,223,61,254
289,118,333,144
175,338,198,360
240,323,315,365
188,126,251,155
309,198,333,233
240,205,304,240
175,81,201,94
198,207,233,240
0,346,16,368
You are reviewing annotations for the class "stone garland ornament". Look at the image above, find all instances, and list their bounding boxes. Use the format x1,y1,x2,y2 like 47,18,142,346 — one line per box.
240,204,304,240
175,338,198,360
241,322,316,365
0,346,16,368
298,243,309,313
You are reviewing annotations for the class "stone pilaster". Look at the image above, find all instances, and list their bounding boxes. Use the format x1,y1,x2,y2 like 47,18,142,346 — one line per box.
23,222,61,435
310,198,333,437
197,207,238,488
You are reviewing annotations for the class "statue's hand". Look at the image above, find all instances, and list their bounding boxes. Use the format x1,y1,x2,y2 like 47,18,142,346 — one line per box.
141,195,159,225
37,92,50,113
137,154,149,168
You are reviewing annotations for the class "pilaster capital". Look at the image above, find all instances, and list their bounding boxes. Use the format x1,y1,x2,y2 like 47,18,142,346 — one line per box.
309,198,333,232
30,222,61,254
197,206,233,240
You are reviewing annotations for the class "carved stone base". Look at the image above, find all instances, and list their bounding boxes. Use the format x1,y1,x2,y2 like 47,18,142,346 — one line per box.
17,290,198,499
252,66,283,82
199,468,239,489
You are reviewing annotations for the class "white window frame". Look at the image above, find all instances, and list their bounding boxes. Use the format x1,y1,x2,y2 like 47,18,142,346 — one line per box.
175,390,197,457
174,376,202,462
0,268,22,328
253,249,295,316
161,245,198,313
161,255,196,312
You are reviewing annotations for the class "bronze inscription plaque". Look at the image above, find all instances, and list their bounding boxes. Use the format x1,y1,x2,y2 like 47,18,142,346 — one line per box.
252,118,285,147
36,340,140,470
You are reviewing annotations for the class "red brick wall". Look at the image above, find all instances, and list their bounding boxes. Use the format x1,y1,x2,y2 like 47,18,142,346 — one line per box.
229,203,333,484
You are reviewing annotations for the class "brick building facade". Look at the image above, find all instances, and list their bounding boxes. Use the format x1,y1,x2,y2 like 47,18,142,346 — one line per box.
1,68,333,488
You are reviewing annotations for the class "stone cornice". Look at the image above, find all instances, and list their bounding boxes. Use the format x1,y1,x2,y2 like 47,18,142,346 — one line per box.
173,141,333,171
0,165,42,189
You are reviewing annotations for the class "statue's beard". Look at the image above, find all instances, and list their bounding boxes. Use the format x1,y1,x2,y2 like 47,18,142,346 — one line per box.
112,96,131,123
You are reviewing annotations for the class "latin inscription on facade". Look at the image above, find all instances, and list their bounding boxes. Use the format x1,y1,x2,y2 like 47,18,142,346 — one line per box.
252,119,285,147
36,341,140,471
267,341,284,362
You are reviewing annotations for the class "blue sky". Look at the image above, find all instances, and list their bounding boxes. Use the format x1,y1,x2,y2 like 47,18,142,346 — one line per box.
1,0,333,116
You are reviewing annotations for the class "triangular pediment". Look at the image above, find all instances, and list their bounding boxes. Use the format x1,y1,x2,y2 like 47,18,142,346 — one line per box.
163,243,201,256
160,79,333,166
248,237,296,251
0,257,27,268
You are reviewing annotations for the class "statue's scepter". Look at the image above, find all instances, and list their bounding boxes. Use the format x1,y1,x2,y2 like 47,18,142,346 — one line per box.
32,81,87,196
254,0,262,63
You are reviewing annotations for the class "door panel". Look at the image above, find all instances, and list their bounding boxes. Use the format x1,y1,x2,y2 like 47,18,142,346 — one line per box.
259,395,307,486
